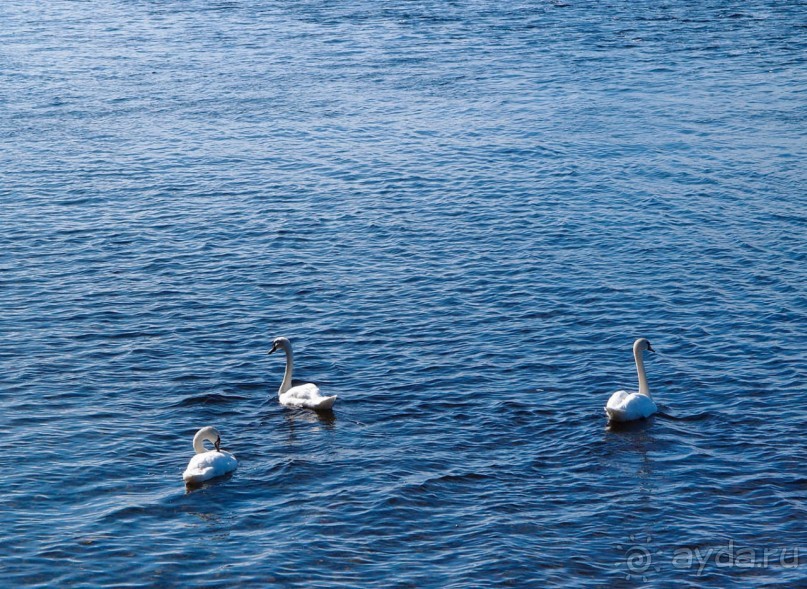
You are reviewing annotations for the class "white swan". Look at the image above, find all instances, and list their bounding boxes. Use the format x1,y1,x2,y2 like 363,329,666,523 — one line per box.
605,338,658,422
268,337,337,410
182,426,237,484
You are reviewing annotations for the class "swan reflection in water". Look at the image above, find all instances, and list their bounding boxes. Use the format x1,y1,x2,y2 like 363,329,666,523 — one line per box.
284,406,337,432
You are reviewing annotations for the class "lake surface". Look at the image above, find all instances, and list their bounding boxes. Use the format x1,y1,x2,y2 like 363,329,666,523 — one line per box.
1,1,805,587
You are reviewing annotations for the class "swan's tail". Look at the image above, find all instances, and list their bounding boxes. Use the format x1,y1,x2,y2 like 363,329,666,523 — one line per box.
312,395,337,410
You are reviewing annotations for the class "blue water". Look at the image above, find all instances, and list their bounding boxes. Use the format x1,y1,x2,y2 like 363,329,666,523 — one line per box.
2,1,805,587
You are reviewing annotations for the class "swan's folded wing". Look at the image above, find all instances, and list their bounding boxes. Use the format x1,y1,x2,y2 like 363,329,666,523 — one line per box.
183,451,237,483
280,383,337,409
605,391,656,421
605,390,631,411
286,383,321,400
183,454,213,483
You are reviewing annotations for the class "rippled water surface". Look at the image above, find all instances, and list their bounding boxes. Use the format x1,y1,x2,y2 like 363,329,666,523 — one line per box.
2,1,805,587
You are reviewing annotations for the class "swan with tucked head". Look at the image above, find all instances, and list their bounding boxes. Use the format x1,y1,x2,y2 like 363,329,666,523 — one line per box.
605,338,658,422
182,426,237,484
268,337,337,410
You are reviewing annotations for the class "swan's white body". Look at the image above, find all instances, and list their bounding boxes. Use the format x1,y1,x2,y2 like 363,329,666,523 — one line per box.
182,426,237,484
268,337,337,410
605,338,658,422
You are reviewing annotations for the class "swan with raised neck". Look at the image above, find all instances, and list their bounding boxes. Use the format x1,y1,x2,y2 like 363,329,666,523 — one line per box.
604,338,658,422
268,337,337,410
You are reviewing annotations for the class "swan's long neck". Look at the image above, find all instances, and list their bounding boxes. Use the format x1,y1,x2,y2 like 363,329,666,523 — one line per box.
279,342,294,395
635,348,651,397
193,430,214,454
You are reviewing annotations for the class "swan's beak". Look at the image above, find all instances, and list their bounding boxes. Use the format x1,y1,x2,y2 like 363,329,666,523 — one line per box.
215,437,221,452
267,344,277,355
647,344,655,353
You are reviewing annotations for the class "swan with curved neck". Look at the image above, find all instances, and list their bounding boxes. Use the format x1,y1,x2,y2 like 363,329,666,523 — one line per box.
605,338,658,422
182,426,237,485
268,337,337,410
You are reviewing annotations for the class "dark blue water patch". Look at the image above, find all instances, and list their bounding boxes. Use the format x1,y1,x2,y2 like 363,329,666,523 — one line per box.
174,393,251,407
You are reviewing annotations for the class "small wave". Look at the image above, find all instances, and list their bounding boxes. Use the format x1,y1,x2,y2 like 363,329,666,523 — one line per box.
173,393,249,407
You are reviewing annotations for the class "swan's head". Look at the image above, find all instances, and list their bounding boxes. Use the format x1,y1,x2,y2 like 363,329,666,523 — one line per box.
268,337,290,355
634,338,655,353
193,426,222,453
